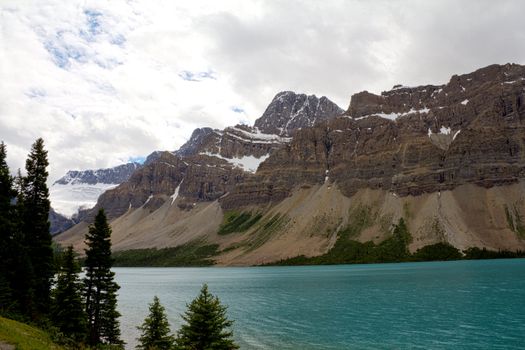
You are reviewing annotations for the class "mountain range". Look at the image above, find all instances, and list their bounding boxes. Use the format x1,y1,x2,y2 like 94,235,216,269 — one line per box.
55,63,525,264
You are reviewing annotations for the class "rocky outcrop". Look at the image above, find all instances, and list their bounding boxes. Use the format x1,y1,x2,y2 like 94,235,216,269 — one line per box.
175,127,215,157
221,63,525,208
82,91,341,220
56,64,525,262
49,208,76,235
254,91,344,136
92,151,250,219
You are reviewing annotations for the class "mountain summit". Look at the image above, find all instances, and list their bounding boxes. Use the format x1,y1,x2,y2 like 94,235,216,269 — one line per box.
254,91,344,136
56,64,525,265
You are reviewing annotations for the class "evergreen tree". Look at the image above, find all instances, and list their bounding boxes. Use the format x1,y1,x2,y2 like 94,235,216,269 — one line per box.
20,138,53,317
175,284,239,350
0,142,15,313
136,296,175,350
51,246,87,342
84,208,123,347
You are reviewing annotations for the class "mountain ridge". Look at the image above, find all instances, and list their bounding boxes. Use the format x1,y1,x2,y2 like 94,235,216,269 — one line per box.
55,64,525,264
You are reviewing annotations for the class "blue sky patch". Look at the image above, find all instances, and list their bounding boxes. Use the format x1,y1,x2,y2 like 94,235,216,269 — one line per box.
26,87,46,99
84,9,103,36
231,106,245,113
179,70,217,82
128,156,146,164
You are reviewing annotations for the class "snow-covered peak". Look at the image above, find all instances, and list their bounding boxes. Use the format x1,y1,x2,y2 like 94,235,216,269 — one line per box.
54,162,141,185
50,162,141,218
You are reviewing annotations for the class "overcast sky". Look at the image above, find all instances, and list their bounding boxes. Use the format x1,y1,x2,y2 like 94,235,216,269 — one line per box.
1,0,525,182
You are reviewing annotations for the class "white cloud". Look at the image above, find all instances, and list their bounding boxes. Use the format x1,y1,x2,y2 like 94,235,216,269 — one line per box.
1,0,525,183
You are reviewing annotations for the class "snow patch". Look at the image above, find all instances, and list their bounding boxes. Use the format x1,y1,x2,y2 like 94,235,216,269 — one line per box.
227,127,292,144
355,107,430,121
201,152,270,173
461,99,469,105
170,181,183,205
427,126,460,139
143,194,153,206
440,126,451,135
50,183,119,218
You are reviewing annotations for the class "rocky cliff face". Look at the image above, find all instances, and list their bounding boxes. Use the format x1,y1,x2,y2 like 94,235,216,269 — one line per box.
49,208,76,235
55,64,525,263
254,91,344,136
221,63,525,208
88,92,341,219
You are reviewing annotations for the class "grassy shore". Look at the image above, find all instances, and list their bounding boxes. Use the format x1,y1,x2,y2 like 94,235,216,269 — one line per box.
0,316,63,350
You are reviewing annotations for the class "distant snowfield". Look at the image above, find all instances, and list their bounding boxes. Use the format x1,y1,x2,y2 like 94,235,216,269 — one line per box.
201,152,270,173
49,183,119,217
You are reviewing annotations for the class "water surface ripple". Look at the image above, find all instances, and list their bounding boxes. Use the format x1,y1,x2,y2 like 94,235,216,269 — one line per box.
114,259,525,349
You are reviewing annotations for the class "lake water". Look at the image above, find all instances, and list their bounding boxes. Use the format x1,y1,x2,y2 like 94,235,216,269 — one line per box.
115,259,525,349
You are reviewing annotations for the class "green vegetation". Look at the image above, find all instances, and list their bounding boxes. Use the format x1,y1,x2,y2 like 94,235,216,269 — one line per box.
0,139,55,319
0,316,63,350
412,243,462,261
20,138,55,317
463,247,525,259
112,242,219,267
273,216,412,266
218,211,262,235
84,209,123,347
136,296,175,350
245,213,289,252
175,284,239,350
51,247,87,343
271,208,525,266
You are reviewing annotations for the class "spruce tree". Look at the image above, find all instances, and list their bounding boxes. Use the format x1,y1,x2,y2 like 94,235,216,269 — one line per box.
84,208,123,347
137,296,175,350
51,246,87,342
0,142,15,313
175,284,239,350
20,138,53,317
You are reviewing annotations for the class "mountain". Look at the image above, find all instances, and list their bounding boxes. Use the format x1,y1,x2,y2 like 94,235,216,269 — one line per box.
55,65,525,264
254,91,344,136
49,208,76,235
49,162,141,219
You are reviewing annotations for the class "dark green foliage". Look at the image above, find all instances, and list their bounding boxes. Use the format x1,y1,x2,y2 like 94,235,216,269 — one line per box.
84,209,123,347
20,138,53,317
273,216,411,266
176,284,239,350
218,211,262,235
111,242,219,267
51,246,87,342
374,218,411,262
412,243,462,261
136,296,175,350
463,247,525,259
0,142,16,314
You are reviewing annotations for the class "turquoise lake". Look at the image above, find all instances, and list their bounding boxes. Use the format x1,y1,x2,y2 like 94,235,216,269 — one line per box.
115,259,525,349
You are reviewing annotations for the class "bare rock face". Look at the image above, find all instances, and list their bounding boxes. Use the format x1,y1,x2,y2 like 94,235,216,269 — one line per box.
221,63,525,208
86,91,343,220
254,91,344,136
175,127,215,157
49,208,76,235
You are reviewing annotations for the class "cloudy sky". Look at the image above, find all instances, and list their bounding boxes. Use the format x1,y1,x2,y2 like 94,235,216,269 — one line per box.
1,0,524,182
